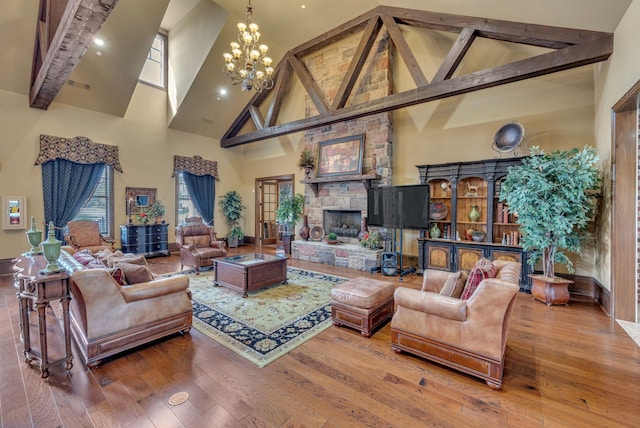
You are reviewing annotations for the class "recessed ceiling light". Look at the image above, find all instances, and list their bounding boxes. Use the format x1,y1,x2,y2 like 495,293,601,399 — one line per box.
219,89,227,96
301,5,306,9
94,38,105,46
96,51,102,56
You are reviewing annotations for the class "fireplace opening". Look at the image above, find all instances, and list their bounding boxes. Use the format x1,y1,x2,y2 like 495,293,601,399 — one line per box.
323,210,362,239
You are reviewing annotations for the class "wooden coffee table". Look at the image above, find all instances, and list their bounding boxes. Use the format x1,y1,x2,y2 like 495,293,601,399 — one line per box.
213,253,288,297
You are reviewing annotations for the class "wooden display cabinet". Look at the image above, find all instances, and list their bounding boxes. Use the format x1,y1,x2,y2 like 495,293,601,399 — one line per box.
416,157,530,290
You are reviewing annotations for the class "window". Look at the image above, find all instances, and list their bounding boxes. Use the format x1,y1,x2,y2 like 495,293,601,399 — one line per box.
71,166,114,237
176,172,198,223
139,33,167,89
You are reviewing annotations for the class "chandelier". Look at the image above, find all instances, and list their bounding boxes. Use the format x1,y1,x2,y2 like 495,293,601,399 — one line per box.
222,0,274,92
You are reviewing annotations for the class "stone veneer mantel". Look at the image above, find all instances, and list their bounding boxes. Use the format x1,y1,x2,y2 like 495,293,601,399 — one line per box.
300,174,381,197
291,240,383,272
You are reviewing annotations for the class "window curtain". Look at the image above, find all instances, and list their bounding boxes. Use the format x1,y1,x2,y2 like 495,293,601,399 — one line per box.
42,160,105,240
173,155,219,226
35,134,123,240
183,172,216,225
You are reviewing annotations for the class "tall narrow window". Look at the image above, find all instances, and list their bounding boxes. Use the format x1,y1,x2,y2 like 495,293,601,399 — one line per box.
139,33,167,89
176,172,198,223
71,166,114,237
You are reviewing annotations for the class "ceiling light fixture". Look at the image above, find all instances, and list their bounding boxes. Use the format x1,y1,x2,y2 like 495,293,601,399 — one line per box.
222,0,274,92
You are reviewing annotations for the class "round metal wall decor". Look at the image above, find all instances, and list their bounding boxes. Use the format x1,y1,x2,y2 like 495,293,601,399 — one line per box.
492,122,524,153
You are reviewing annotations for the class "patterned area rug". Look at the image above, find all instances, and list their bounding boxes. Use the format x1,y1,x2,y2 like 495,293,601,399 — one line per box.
187,267,346,367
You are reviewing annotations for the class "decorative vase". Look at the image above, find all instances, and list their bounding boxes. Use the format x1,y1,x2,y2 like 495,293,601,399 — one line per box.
529,274,574,306
39,221,62,274
468,205,481,222
357,216,368,241
304,165,314,179
429,223,441,239
299,215,310,240
25,216,42,255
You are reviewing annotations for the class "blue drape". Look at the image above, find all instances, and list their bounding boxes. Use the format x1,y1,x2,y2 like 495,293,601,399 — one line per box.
42,159,105,240
183,172,216,225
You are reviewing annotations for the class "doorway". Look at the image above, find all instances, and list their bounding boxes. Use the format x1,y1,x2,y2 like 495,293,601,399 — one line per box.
255,175,293,247
611,78,639,323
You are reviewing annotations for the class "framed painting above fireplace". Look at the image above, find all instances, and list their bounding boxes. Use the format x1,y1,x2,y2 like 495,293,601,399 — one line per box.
316,134,365,177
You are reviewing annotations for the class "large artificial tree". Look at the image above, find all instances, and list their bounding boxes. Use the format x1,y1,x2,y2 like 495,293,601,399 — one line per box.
500,145,600,279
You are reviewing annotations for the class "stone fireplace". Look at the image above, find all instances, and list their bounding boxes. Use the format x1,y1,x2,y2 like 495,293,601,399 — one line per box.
291,31,393,270
323,210,362,241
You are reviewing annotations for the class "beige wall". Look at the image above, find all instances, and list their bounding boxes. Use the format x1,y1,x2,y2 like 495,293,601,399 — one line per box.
592,0,640,293
0,84,242,260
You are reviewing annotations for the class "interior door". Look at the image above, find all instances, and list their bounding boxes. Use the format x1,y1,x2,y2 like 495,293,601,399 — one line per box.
255,175,293,246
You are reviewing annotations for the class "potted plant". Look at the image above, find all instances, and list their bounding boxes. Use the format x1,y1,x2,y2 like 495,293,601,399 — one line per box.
149,200,166,223
298,145,316,179
500,145,600,305
218,190,246,248
326,231,338,244
275,188,305,254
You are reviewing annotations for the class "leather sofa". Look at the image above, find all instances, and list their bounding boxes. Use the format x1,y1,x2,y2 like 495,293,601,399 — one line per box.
390,260,521,389
58,249,192,368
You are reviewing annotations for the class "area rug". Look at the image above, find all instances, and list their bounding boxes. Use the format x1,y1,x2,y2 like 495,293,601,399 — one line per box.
186,267,346,367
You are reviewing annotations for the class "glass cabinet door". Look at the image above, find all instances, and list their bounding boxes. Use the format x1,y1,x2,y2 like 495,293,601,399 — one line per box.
493,177,520,246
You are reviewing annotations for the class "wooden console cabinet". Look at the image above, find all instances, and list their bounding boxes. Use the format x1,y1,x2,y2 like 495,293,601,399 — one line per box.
416,158,530,289
120,223,170,257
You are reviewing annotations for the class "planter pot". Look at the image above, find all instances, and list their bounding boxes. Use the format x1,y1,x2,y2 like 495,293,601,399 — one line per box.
228,236,239,248
529,274,573,305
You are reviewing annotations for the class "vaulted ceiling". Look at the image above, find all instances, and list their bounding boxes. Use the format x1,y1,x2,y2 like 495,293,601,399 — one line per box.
0,0,632,144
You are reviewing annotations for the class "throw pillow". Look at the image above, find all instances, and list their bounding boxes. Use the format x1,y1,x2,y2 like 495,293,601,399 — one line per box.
86,259,106,269
117,262,153,285
95,248,113,262
108,267,127,286
108,254,147,268
460,258,497,300
439,271,462,297
72,251,96,266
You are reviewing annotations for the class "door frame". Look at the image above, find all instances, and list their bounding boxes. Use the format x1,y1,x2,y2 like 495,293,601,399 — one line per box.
255,174,294,247
611,78,640,322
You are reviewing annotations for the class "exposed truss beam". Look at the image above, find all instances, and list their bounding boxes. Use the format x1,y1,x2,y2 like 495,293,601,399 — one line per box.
220,5,614,148
30,0,119,110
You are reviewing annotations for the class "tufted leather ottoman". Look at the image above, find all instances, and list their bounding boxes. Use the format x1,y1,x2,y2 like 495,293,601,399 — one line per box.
331,277,395,337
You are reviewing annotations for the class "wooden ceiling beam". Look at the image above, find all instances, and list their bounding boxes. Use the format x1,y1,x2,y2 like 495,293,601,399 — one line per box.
381,14,428,87
432,27,477,83
331,16,384,111
29,0,119,110
220,34,612,148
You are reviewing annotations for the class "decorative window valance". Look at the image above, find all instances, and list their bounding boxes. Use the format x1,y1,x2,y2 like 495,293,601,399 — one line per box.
172,155,219,181
34,134,123,172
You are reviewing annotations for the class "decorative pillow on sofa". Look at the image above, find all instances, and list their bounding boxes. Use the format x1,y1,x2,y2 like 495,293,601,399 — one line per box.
461,257,496,300
72,251,97,266
95,248,114,261
117,262,153,285
108,254,148,268
108,267,127,286
440,270,469,298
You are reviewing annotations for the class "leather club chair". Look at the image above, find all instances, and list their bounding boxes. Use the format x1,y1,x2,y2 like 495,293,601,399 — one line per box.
390,260,521,390
175,219,227,274
64,220,115,254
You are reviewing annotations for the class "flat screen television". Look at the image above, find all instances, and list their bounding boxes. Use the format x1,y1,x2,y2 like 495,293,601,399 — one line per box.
367,185,430,229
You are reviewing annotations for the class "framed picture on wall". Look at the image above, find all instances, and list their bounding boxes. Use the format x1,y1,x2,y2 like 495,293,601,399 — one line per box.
2,195,27,230
316,134,365,177
126,187,156,215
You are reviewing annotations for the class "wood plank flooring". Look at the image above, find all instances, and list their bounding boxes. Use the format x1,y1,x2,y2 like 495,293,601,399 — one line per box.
1,245,639,427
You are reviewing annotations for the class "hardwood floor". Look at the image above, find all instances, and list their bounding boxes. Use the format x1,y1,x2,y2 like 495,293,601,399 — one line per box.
1,245,639,427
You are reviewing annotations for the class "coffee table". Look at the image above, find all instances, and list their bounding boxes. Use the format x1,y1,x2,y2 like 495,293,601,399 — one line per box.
213,253,288,297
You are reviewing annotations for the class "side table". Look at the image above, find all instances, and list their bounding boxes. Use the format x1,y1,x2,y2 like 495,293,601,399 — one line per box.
13,255,73,379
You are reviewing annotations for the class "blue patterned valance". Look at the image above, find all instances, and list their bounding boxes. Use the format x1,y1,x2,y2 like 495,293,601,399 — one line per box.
172,155,219,180
34,134,123,172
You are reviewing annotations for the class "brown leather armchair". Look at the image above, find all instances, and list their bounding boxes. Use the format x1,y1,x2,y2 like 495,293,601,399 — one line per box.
391,260,521,389
64,220,115,254
175,219,227,274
